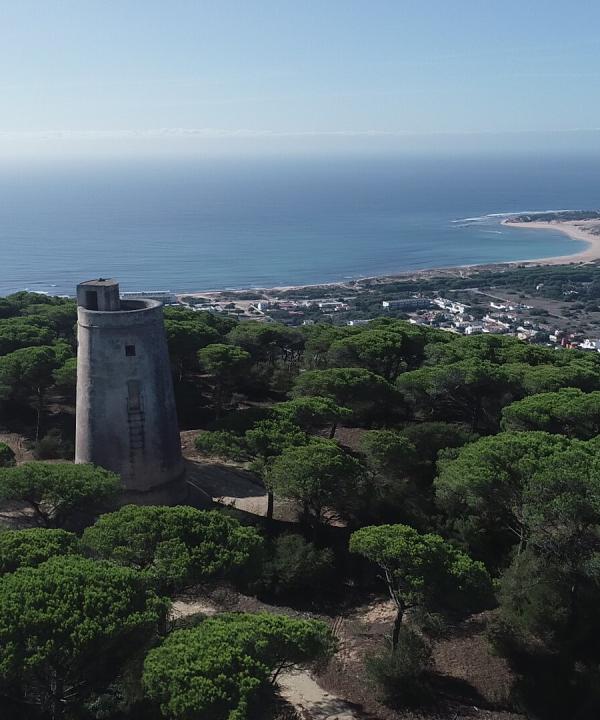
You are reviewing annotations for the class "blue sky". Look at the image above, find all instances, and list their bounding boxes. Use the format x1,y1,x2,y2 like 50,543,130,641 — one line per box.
2,1,600,157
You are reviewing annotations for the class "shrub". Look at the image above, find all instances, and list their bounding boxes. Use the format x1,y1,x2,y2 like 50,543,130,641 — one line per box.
82,505,263,591
365,628,432,707
0,528,80,574
34,428,74,460
0,442,15,467
210,406,273,433
486,614,528,660
261,534,335,600
194,430,245,460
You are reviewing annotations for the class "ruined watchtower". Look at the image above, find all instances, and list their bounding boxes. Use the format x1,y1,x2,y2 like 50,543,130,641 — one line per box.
75,279,184,499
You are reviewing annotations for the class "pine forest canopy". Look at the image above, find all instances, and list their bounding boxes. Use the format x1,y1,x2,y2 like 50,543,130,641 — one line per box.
1,292,600,717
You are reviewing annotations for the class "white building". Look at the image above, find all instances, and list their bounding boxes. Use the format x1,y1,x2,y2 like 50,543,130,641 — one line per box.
483,314,511,330
464,324,484,335
318,301,349,311
517,328,538,341
120,290,177,305
382,298,432,310
580,338,600,352
433,297,466,314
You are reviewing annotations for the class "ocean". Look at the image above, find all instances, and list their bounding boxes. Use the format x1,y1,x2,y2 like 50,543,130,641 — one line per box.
0,154,599,296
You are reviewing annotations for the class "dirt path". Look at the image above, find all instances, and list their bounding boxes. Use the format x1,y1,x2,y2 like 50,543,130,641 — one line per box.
277,669,362,720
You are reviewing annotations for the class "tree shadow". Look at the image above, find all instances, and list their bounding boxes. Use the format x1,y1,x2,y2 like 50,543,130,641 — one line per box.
428,672,493,710
185,458,265,499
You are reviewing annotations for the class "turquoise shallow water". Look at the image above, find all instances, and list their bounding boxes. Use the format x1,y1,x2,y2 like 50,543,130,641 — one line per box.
0,155,597,296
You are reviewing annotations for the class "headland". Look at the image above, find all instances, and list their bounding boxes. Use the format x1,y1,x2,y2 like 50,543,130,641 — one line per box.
502,210,600,265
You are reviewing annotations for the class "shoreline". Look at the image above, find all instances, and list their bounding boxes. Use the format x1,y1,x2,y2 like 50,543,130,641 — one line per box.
501,218,600,265
4,220,600,302
181,219,600,300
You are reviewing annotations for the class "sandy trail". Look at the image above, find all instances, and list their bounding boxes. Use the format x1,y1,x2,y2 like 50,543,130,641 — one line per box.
277,669,361,720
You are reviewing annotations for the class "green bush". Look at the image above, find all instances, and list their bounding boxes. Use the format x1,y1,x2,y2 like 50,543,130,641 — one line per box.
365,628,432,707
486,614,528,660
210,406,273,433
0,556,167,715
261,534,335,600
0,462,120,529
0,528,80,574
82,505,263,592
143,613,334,720
34,428,74,460
0,442,15,468
194,430,245,460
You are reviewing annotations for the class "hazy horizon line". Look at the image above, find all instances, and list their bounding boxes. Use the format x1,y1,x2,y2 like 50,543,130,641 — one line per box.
2,127,600,140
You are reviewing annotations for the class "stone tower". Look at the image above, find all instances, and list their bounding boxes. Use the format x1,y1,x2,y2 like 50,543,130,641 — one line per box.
75,279,184,499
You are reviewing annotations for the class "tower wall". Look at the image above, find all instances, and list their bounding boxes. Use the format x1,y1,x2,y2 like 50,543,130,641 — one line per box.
75,293,184,493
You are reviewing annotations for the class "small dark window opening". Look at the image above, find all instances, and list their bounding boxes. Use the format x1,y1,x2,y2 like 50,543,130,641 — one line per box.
86,291,98,310
125,345,136,357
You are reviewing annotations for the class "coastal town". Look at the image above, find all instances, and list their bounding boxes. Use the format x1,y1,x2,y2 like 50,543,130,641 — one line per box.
18,213,600,357
164,212,600,354
63,215,600,364
175,284,594,350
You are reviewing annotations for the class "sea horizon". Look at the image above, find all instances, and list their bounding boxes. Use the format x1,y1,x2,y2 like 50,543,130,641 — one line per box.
1,154,598,297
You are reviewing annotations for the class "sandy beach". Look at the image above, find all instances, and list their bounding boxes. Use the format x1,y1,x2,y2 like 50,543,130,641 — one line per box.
502,218,600,265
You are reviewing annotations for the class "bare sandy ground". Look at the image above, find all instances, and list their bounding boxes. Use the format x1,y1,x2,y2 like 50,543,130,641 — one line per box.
502,219,600,264
277,670,361,720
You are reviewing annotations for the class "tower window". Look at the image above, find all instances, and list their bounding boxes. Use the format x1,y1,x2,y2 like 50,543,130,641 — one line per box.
125,345,136,357
85,291,98,310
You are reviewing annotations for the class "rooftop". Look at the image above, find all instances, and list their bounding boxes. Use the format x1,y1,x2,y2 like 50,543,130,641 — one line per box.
78,278,119,287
